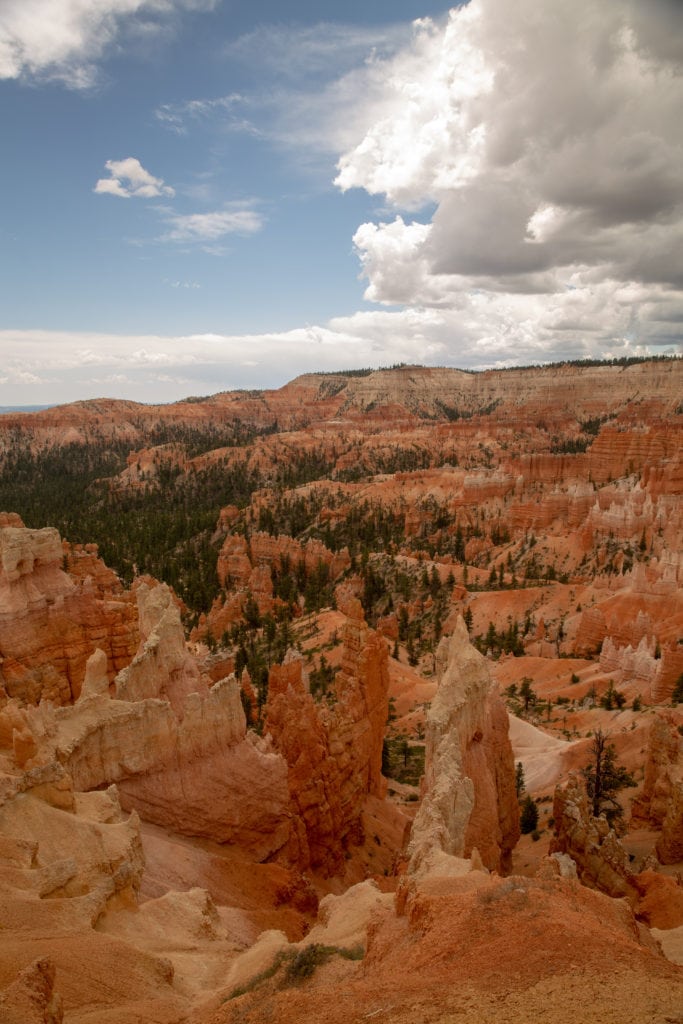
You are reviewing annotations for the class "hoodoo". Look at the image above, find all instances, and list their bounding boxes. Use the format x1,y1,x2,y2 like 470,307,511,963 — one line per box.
0,359,682,1021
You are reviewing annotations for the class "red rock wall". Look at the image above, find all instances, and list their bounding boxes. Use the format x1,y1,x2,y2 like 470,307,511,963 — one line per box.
264,600,389,875
0,522,139,706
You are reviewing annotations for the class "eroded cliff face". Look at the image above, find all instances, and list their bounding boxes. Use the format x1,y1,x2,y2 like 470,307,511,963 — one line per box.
264,599,390,875
0,738,161,1022
550,771,638,900
0,517,139,707
407,616,519,876
0,523,398,873
3,362,679,452
67,585,292,859
0,538,294,866
632,712,683,864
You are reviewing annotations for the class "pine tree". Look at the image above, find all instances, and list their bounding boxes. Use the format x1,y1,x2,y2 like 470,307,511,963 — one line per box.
520,795,538,834
581,729,636,827
515,761,525,797
519,677,536,713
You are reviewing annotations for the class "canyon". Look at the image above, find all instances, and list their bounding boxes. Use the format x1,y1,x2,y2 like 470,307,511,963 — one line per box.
0,358,681,1022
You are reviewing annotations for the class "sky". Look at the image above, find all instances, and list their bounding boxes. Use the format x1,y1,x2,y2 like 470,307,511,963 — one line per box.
1,0,682,406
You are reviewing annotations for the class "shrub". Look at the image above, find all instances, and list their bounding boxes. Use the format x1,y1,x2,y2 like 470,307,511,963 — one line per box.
284,944,363,985
229,943,364,1000
520,795,539,834
284,945,330,982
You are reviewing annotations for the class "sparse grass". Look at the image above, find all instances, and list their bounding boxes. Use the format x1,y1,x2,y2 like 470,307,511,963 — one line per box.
283,943,363,984
227,944,364,1001
227,951,287,1000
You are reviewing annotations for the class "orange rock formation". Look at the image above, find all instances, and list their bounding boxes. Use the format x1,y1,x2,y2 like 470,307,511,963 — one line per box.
0,518,139,706
0,359,682,1020
408,616,519,875
265,599,389,874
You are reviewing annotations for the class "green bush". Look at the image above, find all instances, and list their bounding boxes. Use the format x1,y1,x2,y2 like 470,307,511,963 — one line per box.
284,945,330,982
284,944,364,985
228,943,364,1001
520,795,539,834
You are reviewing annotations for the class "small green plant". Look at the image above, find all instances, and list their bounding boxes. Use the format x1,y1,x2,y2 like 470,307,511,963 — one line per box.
284,944,363,985
228,944,364,1001
284,945,330,983
228,953,286,1000
381,735,426,785
519,677,537,714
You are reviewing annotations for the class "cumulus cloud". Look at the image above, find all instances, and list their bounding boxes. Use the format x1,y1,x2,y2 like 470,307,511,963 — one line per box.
335,0,683,357
94,157,175,199
93,162,260,250
0,0,218,88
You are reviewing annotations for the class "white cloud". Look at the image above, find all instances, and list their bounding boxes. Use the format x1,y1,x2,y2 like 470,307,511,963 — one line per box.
95,157,175,199
164,279,201,289
155,94,259,137
159,205,264,243
197,20,424,165
93,162,261,251
332,0,683,354
0,0,218,88
224,22,410,82
1,318,677,407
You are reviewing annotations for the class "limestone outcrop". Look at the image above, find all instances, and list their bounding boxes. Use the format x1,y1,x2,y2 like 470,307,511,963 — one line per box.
407,616,519,876
0,575,320,1022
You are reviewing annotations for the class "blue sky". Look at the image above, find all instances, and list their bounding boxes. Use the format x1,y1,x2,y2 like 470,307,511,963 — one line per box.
1,0,681,405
